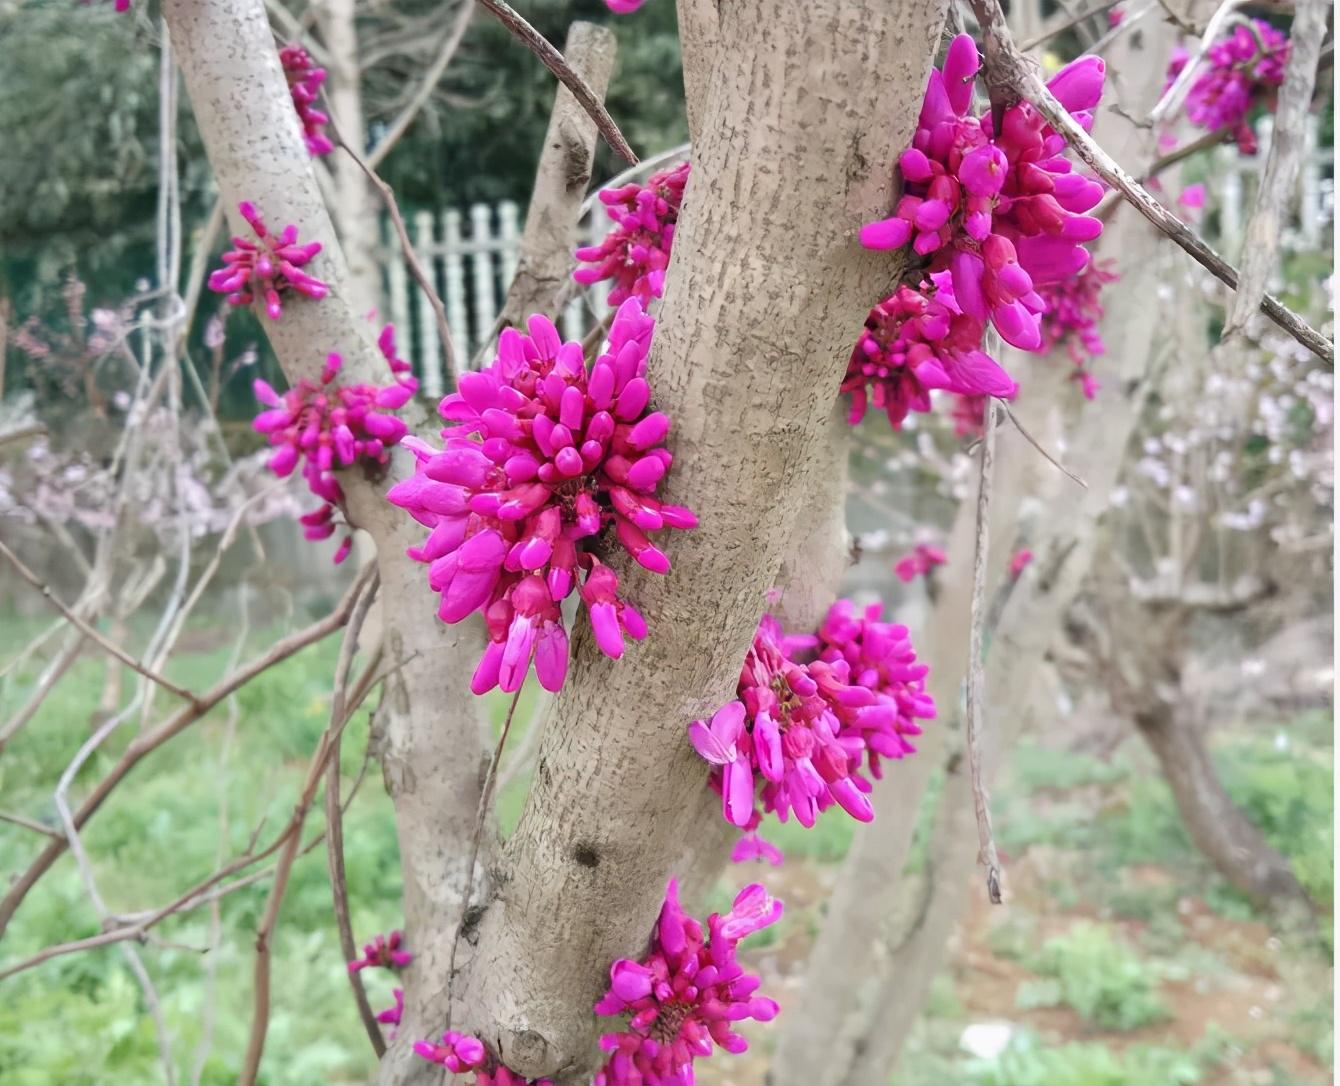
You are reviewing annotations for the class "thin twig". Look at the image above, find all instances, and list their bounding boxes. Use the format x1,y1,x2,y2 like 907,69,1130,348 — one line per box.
325,635,388,1058
475,0,637,164
0,810,61,838
1018,0,1123,51
0,566,374,939
1001,401,1087,488
0,540,201,707
0,733,384,985
238,571,381,1086
967,0,1334,365
1148,0,1246,124
446,685,525,1018
330,118,459,387
367,0,476,170
966,401,1003,905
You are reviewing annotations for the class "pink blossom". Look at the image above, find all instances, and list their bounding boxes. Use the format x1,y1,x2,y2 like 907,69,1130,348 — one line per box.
279,43,334,157
254,330,416,563
348,929,413,972
950,393,987,438
593,879,781,1086
730,831,784,866
859,37,1107,352
1178,183,1207,214
414,1031,487,1074
894,543,946,583
1036,256,1118,396
388,301,694,694
604,0,648,9
690,604,934,831
1009,549,1034,578
377,988,405,1034
415,1031,552,1086
574,163,689,307
842,272,1018,429
1164,20,1290,154
208,202,328,319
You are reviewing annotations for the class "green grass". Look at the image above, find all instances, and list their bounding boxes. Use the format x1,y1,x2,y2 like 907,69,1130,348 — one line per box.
0,613,396,1086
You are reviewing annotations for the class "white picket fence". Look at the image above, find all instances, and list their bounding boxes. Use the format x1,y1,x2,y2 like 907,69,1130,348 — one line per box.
382,203,614,399
383,116,1332,394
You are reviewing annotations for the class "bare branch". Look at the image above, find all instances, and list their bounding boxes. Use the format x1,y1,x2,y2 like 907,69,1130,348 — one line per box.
0,566,374,939
0,540,201,707
967,0,1334,364
1001,401,1087,488
239,570,381,1086
1018,0,1124,51
1222,0,1327,336
330,118,459,389
0,810,61,838
326,636,389,1058
1149,0,1246,124
0,422,48,449
446,685,524,1019
476,0,637,164
967,401,1003,905
498,22,618,329
367,1,475,170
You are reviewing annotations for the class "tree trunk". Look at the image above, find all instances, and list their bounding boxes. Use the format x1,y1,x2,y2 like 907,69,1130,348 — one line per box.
162,6,488,1074
316,0,384,317
769,14,1183,1082
406,3,948,1081
1136,706,1314,917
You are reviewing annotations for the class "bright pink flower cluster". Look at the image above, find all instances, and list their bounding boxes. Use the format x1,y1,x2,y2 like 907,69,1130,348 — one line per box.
209,202,329,320
842,272,1018,429
255,329,416,563
860,37,1107,353
348,929,413,972
1164,20,1290,154
593,880,781,1086
415,1031,553,1086
279,43,334,157
603,0,648,10
574,163,690,307
1036,257,1118,398
389,301,695,695
894,543,946,583
690,602,933,831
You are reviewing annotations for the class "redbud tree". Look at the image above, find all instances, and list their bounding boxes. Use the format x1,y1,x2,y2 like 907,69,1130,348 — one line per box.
1,0,1328,1084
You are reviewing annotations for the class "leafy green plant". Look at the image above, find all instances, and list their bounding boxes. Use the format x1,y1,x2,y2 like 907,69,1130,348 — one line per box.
1018,922,1167,1031
969,1033,1200,1086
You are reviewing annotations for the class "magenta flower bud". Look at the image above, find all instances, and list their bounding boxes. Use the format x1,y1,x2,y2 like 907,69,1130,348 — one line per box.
958,145,1009,198
1047,55,1105,112
898,147,934,183
859,215,913,251
942,34,981,113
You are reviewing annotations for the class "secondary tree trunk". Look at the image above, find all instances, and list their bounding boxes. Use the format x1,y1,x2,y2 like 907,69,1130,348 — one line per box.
162,8,489,1076
769,14,1184,1082
402,2,949,1082
317,0,384,316
1134,704,1315,917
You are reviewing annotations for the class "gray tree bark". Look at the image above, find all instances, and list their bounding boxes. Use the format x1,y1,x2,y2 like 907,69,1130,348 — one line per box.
162,4,488,1075
769,14,1183,1083
433,1,947,1080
